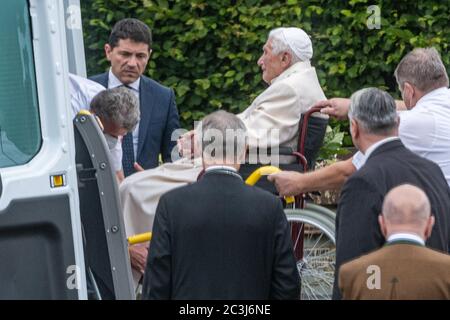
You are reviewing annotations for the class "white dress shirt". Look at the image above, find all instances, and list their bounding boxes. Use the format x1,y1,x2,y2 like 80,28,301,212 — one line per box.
69,73,123,172
68,73,105,117
108,69,141,160
398,87,450,185
352,87,450,186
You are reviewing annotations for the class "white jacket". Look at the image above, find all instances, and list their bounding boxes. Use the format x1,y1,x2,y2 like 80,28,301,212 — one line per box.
238,60,327,151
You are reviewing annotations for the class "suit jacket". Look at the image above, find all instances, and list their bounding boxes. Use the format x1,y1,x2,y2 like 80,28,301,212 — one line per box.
333,139,450,299
141,170,300,300
339,242,450,300
119,157,203,286
90,72,180,173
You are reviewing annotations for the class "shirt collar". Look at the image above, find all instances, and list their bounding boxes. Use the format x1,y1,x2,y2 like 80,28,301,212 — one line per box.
108,68,140,92
205,165,238,173
270,60,311,84
363,136,400,159
387,233,425,246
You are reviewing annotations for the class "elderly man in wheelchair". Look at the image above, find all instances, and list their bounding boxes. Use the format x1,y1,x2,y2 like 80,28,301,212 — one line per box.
122,27,336,299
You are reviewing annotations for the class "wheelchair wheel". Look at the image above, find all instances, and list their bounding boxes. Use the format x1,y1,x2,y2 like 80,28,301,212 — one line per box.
285,207,336,300
304,203,337,222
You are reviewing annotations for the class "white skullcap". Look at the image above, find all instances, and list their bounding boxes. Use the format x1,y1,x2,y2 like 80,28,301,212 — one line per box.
280,27,313,61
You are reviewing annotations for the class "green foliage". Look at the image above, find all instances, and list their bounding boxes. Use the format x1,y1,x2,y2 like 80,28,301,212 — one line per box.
317,123,349,163
81,0,450,157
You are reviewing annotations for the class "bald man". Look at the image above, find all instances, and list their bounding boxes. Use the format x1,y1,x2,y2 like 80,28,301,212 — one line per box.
338,184,450,300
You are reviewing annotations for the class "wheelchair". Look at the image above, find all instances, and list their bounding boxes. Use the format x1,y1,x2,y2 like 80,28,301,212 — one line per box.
239,106,336,300
128,106,337,300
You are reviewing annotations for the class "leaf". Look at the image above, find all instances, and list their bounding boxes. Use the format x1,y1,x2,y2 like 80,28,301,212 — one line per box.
224,70,236,78
176,84,190,97
194,79,211,90
340,10,353,18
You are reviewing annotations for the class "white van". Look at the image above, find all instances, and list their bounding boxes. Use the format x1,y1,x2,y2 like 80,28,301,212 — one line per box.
0,0,134,299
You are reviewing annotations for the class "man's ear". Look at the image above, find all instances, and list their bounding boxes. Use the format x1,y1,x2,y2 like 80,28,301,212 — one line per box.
105,44,112,61
402,82,415,107
93,114,104,131
378,214,387,238
424,215,435,239
350,118,359,139
281,51,292,67
404,82,414,95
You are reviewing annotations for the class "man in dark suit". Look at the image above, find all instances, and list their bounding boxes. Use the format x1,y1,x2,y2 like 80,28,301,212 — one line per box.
333,87,450,299
339,184,450,300
90,18,180,177
141,110,300,299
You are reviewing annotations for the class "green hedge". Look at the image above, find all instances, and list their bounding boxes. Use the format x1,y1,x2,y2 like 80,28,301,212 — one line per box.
82,0,450,147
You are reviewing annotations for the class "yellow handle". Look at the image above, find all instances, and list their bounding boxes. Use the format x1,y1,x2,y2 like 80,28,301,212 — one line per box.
77,109,92,115
245,166,295,204
128,166,294,244
128,232,152,245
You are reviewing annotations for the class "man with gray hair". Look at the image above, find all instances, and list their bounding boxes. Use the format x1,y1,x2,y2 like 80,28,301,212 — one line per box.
196,110,248,165
69,73,140,182
142,111,300,299
269,47,450,193
90,87,140,181
332,87,450,299
339,184,450,300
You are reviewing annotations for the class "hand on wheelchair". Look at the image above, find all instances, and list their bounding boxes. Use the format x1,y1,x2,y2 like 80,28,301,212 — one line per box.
313,98,350,121
129,243,149,275
268,170,306,197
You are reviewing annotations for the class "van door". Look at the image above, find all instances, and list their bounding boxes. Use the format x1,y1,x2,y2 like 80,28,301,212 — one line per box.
0,0,86,299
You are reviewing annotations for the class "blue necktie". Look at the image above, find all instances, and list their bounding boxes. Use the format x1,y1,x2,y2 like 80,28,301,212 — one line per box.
122,131,135,177
120,84,136,177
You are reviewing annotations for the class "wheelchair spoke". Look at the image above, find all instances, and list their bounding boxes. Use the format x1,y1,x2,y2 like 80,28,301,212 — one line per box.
286,209,336,300
291,222,304,251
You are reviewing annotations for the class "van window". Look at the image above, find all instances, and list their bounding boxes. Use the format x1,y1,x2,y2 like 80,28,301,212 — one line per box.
0,0,41,168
